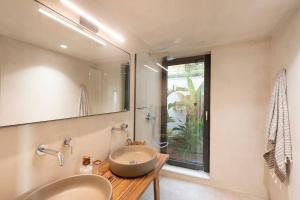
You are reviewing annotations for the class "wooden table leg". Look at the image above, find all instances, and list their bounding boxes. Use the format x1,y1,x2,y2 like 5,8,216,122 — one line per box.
153,175,160,200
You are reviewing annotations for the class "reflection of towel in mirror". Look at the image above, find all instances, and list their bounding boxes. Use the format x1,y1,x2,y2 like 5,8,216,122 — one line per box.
264,69,292,183
79,84,89,116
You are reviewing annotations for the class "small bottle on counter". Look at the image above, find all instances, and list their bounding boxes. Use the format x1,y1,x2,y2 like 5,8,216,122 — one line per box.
79,156,93,174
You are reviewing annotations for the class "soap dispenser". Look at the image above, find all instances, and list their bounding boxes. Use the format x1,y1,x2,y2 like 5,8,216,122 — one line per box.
79,156,93,174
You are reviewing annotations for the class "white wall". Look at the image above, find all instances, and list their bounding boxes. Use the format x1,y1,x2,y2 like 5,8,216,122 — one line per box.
96,62,125,113
210,40,270,199
266,8,300,200
0,36,91,126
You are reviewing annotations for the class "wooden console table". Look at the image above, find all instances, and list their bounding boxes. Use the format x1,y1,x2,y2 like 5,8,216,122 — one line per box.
96,153,169,200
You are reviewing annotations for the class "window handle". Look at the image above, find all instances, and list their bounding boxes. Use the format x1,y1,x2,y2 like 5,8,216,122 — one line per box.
205,111,209,121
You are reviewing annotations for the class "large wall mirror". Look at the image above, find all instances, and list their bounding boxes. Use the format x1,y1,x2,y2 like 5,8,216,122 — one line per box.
0,0,130,127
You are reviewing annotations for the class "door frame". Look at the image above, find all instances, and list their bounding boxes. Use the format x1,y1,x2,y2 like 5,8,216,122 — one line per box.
160,54,211,172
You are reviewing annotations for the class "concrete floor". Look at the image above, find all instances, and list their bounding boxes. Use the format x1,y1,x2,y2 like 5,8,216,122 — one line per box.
140,176,265,200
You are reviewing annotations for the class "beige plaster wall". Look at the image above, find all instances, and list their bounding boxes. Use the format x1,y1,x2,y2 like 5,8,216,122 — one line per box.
266,8,300,200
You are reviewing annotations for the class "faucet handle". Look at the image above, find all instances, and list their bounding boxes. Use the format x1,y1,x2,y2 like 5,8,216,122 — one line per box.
120,123,128,130
36,144,48,156
63,136,73,154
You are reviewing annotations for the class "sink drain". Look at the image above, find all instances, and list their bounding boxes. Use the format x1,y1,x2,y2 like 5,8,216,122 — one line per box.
129,160,137,164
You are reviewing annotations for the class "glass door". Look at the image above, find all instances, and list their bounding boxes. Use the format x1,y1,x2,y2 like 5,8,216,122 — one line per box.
161,55,210,172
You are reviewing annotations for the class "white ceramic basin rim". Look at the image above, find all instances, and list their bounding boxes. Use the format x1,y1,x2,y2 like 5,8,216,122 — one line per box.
23,175,112,200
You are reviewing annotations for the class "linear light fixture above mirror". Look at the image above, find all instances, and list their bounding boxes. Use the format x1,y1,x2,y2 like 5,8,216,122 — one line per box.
38,7,107,46
60,0,125,43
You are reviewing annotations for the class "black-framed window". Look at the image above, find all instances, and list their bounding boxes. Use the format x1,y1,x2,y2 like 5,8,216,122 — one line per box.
160,55,211,172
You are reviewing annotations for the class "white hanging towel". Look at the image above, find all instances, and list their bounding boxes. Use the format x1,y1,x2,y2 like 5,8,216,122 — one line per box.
79,84,89,116
264,69,292,183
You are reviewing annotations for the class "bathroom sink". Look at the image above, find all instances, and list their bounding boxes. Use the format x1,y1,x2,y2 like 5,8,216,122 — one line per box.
23,175,112,200
109,145,158,178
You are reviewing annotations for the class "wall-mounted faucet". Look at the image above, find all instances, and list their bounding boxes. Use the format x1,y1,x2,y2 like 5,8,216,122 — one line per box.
36,144,64,167
111,123,128,132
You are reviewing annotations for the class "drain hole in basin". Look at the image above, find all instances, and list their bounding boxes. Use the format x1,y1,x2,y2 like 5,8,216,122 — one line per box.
129,160,137,164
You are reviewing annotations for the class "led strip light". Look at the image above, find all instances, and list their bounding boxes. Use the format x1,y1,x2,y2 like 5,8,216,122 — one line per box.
38,7,107,46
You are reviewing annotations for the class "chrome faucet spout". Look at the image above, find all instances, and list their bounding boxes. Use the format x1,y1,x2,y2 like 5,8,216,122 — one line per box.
57,152,64,167
36,144,64,167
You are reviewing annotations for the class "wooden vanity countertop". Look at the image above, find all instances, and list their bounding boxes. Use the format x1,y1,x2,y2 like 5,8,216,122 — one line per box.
96,153,169,200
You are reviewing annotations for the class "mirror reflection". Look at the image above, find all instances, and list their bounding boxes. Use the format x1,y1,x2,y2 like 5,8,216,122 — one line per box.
0,0,130,127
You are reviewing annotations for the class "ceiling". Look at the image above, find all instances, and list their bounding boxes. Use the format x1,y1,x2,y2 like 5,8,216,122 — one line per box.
1,0,299,56
0,0,129,65
90,0,300,53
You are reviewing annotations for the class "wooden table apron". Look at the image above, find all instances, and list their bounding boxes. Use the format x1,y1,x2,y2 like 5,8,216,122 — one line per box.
97,153,169,200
